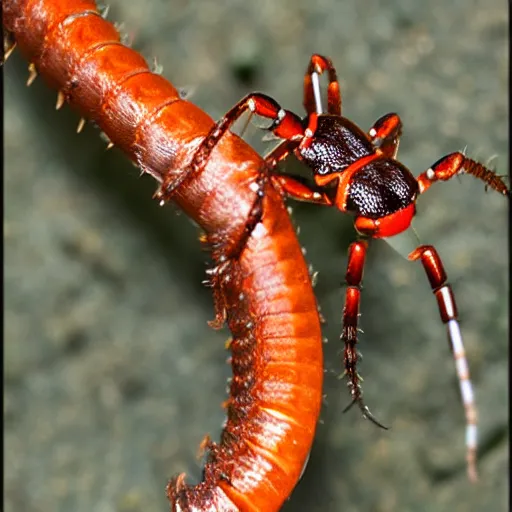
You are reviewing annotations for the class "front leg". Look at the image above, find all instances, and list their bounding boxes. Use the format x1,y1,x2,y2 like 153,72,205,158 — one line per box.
155,93,305,203
154,93,304,328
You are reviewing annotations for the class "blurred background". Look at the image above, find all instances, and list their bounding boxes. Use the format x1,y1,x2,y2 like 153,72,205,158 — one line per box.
4,0,508,511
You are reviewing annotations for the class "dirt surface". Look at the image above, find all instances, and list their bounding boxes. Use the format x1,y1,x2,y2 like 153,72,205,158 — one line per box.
4,0,508,511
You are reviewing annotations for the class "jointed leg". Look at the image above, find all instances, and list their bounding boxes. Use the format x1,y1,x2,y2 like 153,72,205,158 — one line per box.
303,54,342,116
409,245,478,482
154,93,307,327
271,174,333,205
265,140,333,205
155,92,305,202
264,139,299,169
341,239,387,429
417,152,509,196
368,113,403,159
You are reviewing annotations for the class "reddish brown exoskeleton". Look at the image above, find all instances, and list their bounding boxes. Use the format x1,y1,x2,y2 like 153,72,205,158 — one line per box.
2,3,325,511
167,54,509,483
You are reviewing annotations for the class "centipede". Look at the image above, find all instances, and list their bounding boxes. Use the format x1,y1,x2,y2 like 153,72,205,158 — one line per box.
4,0,508,511
3,1,324,511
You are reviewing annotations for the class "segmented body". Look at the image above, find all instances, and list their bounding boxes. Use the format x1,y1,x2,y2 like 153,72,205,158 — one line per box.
3,1,324,510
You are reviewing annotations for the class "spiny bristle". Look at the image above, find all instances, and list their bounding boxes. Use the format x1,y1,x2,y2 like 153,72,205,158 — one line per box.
55,90,65,110
97,3,110,18
26,63,37,86
113,21,125,34
114,22,132,47
151,57,163,75
76,118,86,133
3,37,16,62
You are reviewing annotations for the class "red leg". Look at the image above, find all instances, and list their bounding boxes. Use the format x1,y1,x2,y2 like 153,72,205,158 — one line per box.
417,152,509,196
368,113,403,159
271,174,332,205
341,240,387,429
264,139,298,169
155,92,305,202
264,139,333,205
303,54,342,115
153,94,303,330
409,245,478,482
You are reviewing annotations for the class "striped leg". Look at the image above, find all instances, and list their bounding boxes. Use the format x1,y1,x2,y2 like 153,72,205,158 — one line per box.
409,245,478,482
416,152,509,196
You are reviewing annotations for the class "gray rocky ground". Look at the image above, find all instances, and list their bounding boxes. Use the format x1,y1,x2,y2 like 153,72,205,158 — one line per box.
4,0,508,511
